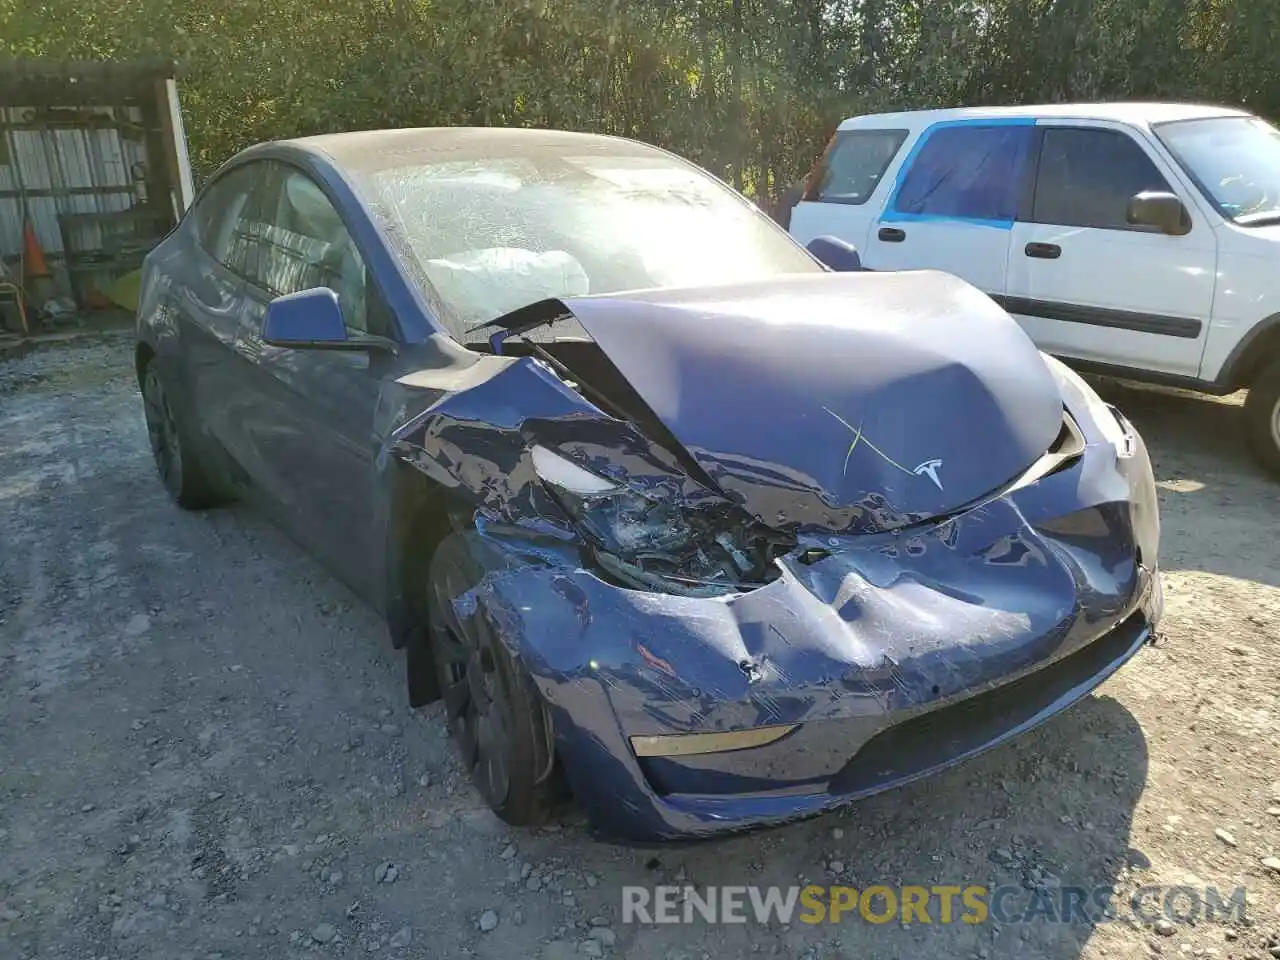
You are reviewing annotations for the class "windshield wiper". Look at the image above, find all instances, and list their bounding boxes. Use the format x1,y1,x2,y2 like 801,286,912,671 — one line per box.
463,298,578,354
475,305,632,421
1234,210,1280,227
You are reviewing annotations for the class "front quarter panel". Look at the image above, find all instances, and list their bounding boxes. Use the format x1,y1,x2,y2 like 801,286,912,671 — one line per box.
1201,224,1280,383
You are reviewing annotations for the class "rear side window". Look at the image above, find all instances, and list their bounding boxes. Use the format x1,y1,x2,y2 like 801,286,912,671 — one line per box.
192,164,261,266
1032,127,1173,230
891,124,1033,222
805,129,908,204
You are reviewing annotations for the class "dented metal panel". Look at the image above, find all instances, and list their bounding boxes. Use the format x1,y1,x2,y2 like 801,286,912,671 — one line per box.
362,277,1161,839
556,271,1064,531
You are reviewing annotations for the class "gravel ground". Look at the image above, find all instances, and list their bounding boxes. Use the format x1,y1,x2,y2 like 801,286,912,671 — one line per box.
1,334,1277,960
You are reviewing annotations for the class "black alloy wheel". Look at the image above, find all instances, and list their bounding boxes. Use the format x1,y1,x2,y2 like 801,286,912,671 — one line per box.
425,535,555,824
142,365,184,501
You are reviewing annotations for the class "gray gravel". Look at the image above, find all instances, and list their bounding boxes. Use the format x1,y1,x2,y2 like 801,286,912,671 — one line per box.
1,336,1278,960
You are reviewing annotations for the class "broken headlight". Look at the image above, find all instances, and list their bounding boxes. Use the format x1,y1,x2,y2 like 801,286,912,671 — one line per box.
530,445,790,597
1042,354,1134,455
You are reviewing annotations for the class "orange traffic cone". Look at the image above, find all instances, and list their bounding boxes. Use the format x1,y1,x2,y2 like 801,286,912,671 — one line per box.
20,220,57,325
22,221,49,282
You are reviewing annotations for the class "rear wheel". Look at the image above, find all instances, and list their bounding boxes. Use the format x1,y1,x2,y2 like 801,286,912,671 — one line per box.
1244,357,1280,480
140,362,222,509
426,535,556,825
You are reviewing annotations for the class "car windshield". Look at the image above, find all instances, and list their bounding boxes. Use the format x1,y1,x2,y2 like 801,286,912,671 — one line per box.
1154,115,1280,226
350,151,820,339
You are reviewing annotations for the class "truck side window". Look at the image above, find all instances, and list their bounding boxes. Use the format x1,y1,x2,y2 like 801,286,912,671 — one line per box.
891,125,1033,222
1033,127,1174,231
806,129,908,205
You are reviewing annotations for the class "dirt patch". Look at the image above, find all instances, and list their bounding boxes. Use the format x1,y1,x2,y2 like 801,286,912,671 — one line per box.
0,342,1276,960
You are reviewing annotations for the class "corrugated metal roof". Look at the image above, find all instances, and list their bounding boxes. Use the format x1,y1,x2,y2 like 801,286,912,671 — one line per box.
0,106,146,260
0,58,177,105
0,59,181,307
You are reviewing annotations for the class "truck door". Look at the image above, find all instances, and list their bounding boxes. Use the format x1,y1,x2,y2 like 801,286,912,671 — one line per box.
788,127,911,251
865,120,1034,297
1004,122,1217,378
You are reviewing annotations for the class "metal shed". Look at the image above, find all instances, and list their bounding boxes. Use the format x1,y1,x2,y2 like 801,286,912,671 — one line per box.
0,58,194,331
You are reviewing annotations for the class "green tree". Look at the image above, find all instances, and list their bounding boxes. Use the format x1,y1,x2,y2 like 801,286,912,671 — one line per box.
1,0,1276,195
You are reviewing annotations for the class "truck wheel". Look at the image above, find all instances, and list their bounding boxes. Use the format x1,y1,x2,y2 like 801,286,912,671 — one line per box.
1245,357,1280,480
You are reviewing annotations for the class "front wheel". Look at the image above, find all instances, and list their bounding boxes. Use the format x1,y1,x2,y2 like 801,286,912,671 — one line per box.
140,362,223,509
426,535,556,825
1245,357,1280,480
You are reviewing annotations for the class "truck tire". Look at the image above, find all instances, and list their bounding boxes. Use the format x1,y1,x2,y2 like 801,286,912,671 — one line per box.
1244,357,1280,480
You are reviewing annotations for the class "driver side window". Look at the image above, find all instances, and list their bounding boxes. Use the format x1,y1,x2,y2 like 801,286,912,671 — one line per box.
242,164,369,334
1032,127,1174,231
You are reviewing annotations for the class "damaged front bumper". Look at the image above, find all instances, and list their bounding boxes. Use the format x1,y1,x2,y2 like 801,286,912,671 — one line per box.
453,431,1163,842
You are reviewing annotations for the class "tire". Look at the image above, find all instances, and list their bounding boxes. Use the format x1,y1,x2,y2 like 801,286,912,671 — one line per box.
140,361,223,510
425,534,556,826
405,624,439,706
1245,357,1280,480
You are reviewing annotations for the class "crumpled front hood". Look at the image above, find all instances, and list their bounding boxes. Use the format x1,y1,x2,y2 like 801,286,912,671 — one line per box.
562,270,1064,532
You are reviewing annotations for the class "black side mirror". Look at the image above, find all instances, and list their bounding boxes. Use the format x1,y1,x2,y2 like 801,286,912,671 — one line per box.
1126,191,1191,236
806,235,864,271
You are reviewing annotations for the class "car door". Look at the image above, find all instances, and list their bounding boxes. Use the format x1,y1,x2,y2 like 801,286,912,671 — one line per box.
788,127,910,250
232,162,388,600
172,163,260,467
1004,122,1217,378
865,121,1034,297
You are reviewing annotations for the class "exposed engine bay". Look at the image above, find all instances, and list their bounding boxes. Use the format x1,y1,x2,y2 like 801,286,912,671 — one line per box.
477,334,798,597
572,494,794,598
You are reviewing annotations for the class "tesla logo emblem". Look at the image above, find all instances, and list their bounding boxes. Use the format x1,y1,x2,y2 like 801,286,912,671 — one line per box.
823,407,945,491
913,459,945,491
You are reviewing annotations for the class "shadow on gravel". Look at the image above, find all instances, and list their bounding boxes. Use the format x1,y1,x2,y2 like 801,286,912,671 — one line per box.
558,693,1149,960
1090,378,1280,591
1087,376,1280,589
1091,378,1256,477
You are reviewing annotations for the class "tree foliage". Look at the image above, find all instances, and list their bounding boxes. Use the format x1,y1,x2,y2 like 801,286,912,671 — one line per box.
2,0,1276,209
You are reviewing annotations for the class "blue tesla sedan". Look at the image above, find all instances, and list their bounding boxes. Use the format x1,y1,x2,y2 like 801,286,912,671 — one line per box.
135,127,1162,842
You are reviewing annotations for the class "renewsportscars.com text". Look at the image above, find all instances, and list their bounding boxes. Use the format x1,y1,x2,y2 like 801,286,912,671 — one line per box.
621,884,1248,927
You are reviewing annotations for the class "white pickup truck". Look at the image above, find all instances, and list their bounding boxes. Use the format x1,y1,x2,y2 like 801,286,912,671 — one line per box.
788,102,1280,477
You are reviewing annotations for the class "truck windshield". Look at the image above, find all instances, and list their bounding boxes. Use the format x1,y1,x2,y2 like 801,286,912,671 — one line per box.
1154,116,1280,226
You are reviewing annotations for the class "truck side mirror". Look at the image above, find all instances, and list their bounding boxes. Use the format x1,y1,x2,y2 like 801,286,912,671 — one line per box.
1127,192,1191,236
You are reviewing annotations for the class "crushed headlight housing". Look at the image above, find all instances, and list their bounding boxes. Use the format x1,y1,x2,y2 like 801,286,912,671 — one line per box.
1041,354,1134,455
530,444,619,495
530,445,791,597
